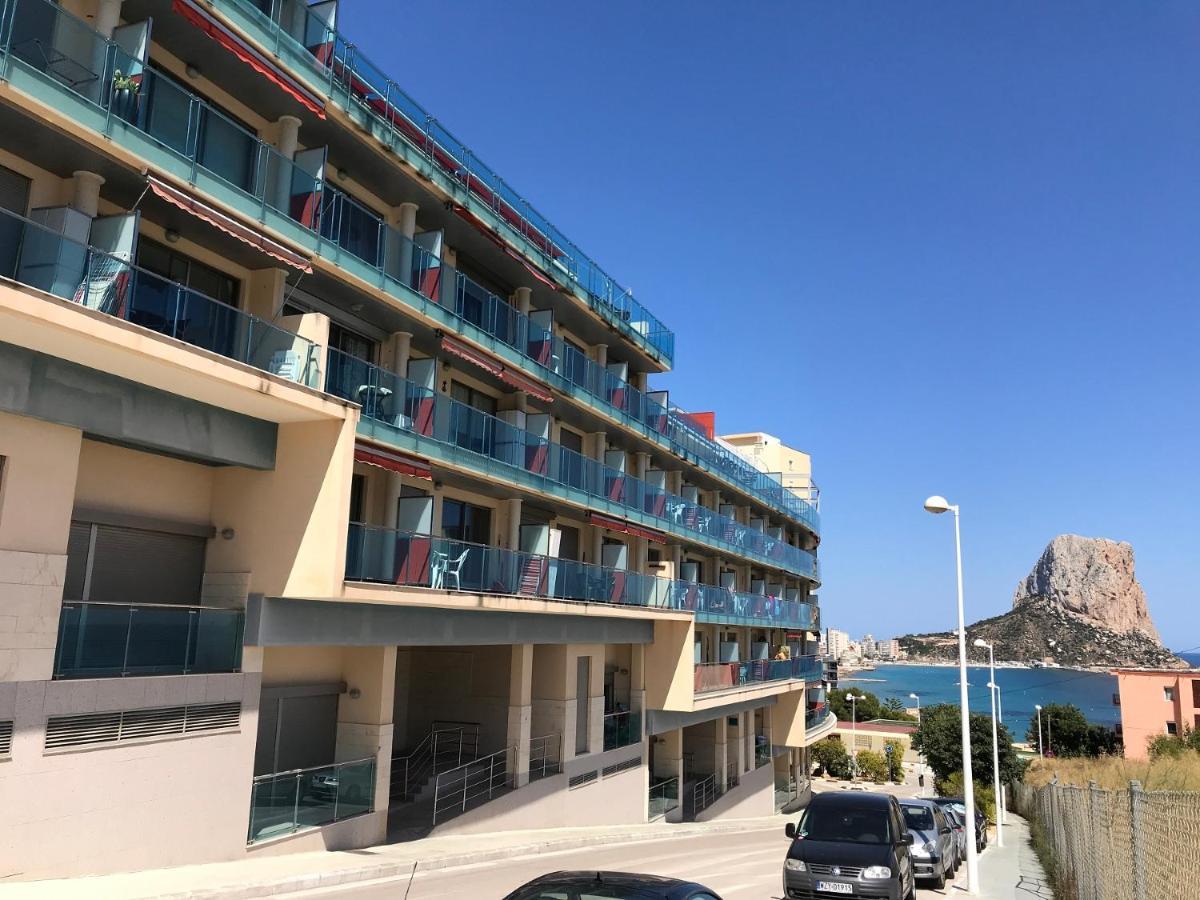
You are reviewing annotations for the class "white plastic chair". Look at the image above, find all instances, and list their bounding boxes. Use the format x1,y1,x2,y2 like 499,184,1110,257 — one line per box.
441,549,470,590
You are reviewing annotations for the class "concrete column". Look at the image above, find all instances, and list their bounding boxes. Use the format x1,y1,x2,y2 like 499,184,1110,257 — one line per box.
594,344,608,367
630,645,646,740
744,712,755,774
507,498,522,550
69,171,104,218
385,331,413,376
670,543,682,579
507,644,534,787
94,0,123,38
588,652,605,756
514,286,533,316
592,431,607,461
335,646,397,832
715,716,729,789
734,712,747,775
590,525,603,567
658,727,684,823
635,452,651,480
393,201,419,239
272,116,302,210
668,471,684,495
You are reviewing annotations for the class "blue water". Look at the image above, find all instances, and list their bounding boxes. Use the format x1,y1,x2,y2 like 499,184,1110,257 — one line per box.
839,664,1119,740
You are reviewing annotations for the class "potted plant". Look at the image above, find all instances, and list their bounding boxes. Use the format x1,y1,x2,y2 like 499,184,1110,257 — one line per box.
110,70,140,122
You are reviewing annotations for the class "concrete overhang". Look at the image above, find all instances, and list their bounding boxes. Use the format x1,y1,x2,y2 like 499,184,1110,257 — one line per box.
246,594,661,648
692,677,807,713
647,694,779,734
0,281,353,425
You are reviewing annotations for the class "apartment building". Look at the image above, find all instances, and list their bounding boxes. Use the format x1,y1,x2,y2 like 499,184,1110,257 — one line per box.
825,628,851,659
720,431,818,509
1113,668,1200,759
0,0,832,879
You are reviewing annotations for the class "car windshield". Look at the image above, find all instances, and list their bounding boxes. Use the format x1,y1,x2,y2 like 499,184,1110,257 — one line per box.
901,806,935,831
797,804,891,844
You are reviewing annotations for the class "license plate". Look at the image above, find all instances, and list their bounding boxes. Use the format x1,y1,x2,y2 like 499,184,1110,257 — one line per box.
815,882,853,895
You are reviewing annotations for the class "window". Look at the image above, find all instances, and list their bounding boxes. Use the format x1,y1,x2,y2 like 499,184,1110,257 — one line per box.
450,381,498,416
1167,721,1178,736
0,164,30,276
1164,686,1175,702
328,321,376,363
138,238,240,307
441,499,492,545
64,520,206,606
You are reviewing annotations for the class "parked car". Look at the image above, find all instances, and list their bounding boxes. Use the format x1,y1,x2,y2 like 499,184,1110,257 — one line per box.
937,803,968,863
783,790,916,900
928,796,988,852
899,799,955,890
501,871,723,899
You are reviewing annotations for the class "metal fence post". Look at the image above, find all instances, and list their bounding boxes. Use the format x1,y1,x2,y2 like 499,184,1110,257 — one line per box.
1087,780,1100,900
1130,779,1147,900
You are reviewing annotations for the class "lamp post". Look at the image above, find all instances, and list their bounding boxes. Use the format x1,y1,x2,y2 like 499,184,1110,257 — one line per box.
909,692,921,725
1035,704,1044,757
924,495,979,893
994,684,1008,825
847,693,864,778
973,638,1003,848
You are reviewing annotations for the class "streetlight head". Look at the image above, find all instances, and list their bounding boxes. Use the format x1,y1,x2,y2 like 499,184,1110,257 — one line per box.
973,638,990,649
1035,704,1042,710
909,693,919,699
923,495,953,514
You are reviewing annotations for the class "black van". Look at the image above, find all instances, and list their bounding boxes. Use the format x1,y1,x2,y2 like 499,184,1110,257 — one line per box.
782,791,915,899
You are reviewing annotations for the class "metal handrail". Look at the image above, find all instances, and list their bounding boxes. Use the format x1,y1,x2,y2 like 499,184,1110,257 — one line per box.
390,722,480,800
528,732,561,780
431,732,561,823
692,773,719,816
251,755,376,783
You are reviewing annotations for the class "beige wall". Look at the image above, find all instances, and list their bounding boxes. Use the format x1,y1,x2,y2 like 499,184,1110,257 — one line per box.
74,439,215,525
644,619,694,711
694,754,775,822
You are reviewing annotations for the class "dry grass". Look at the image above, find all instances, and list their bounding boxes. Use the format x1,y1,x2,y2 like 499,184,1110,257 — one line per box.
1024,751,1200,791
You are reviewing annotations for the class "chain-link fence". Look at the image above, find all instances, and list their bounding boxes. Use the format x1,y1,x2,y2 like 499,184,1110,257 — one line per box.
1011,778,1200,900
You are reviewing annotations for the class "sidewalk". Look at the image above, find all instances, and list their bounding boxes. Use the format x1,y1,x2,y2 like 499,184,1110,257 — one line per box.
955,813,1052,900
0,816,790,900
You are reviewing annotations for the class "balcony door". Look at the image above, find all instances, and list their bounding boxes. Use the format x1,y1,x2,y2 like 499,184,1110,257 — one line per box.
0,164,30,278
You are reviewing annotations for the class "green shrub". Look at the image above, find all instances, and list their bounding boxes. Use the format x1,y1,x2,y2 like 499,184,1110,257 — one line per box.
856,749,889,783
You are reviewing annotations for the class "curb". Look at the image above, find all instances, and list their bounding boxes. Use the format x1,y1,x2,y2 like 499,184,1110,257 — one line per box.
150,818,785,900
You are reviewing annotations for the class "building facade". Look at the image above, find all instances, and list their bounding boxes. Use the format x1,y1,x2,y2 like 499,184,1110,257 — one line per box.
1113,668,1200,759
720,431,818,509
0,0,833,879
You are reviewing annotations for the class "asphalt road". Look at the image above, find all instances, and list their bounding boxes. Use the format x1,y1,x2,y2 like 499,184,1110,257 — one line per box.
294,826,963,900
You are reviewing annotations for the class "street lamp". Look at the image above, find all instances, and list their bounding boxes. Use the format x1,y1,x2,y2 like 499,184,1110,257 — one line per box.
909,692,921,725
1035,704,1044,757
847,693,865,778
924,495,979,893
973,638,1004,848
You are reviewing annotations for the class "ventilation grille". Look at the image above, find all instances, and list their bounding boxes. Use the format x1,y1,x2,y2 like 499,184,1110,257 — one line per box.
0,720,12,756
568,769,598,789
46,702,240,751
602,755,642,778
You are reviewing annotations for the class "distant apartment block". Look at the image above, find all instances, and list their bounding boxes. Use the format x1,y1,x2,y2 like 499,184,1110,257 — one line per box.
1113,668,1200,759
721,431,819,509
0,0,832,879
825,628,851,659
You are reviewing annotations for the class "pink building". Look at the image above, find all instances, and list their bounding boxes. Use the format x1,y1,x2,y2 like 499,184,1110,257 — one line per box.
1112,669,1200,759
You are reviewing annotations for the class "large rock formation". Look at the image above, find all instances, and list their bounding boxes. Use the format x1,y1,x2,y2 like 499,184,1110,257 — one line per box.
1012,535,1158,640
899,535,1184,669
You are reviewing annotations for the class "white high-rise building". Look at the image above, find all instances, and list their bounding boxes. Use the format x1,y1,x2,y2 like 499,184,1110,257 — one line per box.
825,628,851,658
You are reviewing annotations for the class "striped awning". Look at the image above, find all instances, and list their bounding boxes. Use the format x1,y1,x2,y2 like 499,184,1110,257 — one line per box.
147,176,312,273
589,513,666,545
353,443,431,480
440,336,554,403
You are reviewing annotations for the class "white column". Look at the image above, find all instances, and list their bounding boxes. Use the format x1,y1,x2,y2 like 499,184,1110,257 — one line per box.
514,286,533,316
507,644,534,787
507,498,522,550
94,0,123,38
273,115,302,210
594,343,608,367
389,331,413,376
69,171,104,218
715,716,729,789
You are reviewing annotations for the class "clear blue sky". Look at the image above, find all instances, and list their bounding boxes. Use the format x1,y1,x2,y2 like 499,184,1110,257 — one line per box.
345,1,1199,648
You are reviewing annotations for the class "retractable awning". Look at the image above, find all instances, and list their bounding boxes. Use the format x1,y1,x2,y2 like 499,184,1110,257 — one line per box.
588,513,666,545
440,336,554,404
148,176,313,273
172,0,326,119
353,443,431,480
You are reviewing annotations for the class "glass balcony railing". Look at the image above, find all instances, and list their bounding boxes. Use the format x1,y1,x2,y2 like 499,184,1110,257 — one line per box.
648,777,679,820
331,364,818,580
346,524,818,630
806,705,834,733
0,0,819,536
210,0,675,366
53,602,244,679
603,710,642,751
248,757,376,844
693,656,823,694
0,207,322,387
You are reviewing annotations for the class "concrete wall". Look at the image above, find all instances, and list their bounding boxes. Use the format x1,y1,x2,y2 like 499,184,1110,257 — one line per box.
74,439,215,525
1116,671,1200,760
695,754,775,822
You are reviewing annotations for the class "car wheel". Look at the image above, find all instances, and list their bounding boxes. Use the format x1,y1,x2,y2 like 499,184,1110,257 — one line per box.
902,871,916,900
932,864,946,890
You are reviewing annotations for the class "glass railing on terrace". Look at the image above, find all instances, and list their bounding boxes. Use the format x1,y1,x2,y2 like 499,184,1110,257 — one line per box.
603,710,641,751
248,757,375,843
329,361,818,581
345,524,817,629
0,3,817,535
693,656,823,694
0,204,321,386
212,0,674,365
53,602,244,679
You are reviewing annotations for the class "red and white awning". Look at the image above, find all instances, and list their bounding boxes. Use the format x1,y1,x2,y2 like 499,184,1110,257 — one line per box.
353,442,432,480
440,335,554,404
148,176,312,273
589,513,667,545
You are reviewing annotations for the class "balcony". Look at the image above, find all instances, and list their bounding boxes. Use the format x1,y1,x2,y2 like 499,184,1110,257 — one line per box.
0,0,819,537
602,710,641,751
331,359,818,581
53,602,244,679
346,525,818,630
693,656,823,695
248,757,376,844
805,707,837,741
0,205,321,387
205,0,675,367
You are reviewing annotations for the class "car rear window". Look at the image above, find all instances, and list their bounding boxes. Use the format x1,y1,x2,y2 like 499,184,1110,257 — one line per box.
902,806,934,831
798,803,891,844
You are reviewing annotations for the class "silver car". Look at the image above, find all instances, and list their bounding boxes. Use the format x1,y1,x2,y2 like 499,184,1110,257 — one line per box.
899,799,955,889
